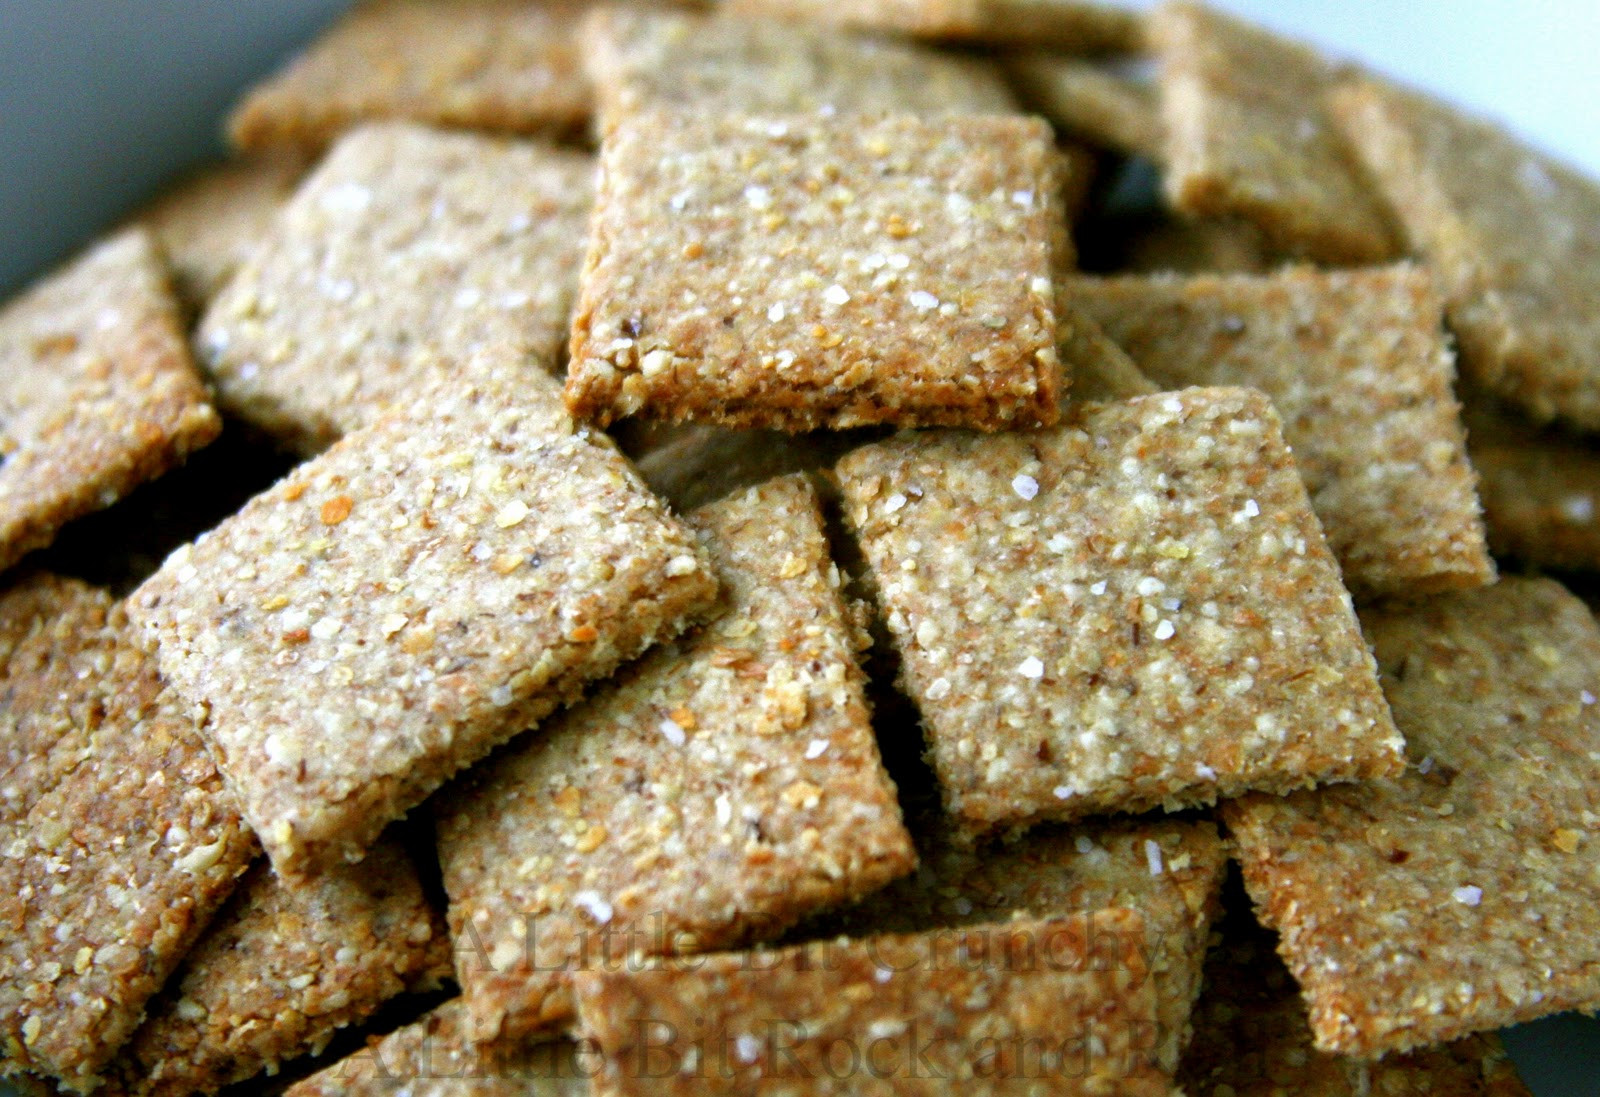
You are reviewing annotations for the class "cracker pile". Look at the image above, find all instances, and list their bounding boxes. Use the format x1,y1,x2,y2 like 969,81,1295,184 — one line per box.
5,0,1599,1094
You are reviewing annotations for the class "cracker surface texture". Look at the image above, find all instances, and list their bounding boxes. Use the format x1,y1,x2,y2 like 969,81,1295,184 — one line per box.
0,227,220,576
128,370,718,880
1224,577,1600,1056
198,123,594,454
838,387,1404,840
438,475,913,1041
1006,55,1163,159
565,111,1067,432
721,0,1143,51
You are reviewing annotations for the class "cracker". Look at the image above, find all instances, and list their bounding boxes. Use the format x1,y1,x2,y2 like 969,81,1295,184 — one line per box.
1331,78,1600,431
618,424,873,513
1055,299,1157,402
580,7,1016,133
1005,54,1162,159
0,586,256,1094
110,838,444,1097
564,111,1068,433
1073,266,1494,599
1150,1,1394,264
1223,577,1600,1057
437,475,914,1041
286,1001,586,1097
573,910,1168,1096
227,0,591,152
135,153,308,311
806,816,1226,1074
126,367,719,881
198,123,595,455
722,0,1143,52
0,227,221,576
837,387,1404,841
1179,917,1533,1097
1120,216,1272,275
1464,394,1600,571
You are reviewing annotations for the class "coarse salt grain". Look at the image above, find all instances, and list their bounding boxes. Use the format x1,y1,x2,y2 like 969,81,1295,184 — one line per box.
1452,885,1483,907
1153,620,1176,641
884,492,908,514
823,285,851,306
1145,839,1164,876
909,290,940,311
927,677,952,700
573,890,614,925
659,717,687,746
805,739,830,759
1052,785,1073,800
1017,656,1045,679
1012,474,1039,500
735,1034,763,1064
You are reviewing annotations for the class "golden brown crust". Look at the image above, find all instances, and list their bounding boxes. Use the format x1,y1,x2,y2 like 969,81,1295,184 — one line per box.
838,387,1403,841
0,228,221,576
437,476,914,1041
564,111,1067,432
127,368,719,881
1224,577,1600,1057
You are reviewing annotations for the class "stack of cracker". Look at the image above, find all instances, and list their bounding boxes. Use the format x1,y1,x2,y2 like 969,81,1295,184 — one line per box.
2,0,1597,1093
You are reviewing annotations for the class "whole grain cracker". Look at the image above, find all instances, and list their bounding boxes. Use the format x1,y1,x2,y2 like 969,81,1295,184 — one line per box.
1055,299,1157,403
837,386,1404,842
1224,577,1600,1057
1150,1,1395,264
198,123,595,455
437,475,914,1041
1331,77,1600,431
804,815,1226,1075
0,591,256,1094
134,153,309,311
573,910,1168,1096
286,1001,587,1097
0,227,220,576
127,366,718,881
564,111,1068,433
109,838,444,1097
580,7,1015,134
1179,916,1533,1097
1005,54,1162,159
1073,265,1494,599
228,0,592,153
722,0,1143,52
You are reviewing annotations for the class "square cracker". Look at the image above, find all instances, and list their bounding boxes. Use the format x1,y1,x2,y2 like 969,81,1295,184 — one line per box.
580,7,1015,134
1179,916,1532,1097
110,837,445,1097
198,123,595,455
228,0,592,152
1223,577,1600,1057
437,475,914,1042
1005,54,1163,160
286,1000,586,1097
573,910,1169,1096
0,580,256,1094
1072,265,1494,599
805,815,1227,1075
722,0,1143,52
564,111,1068,433
135,153,309,311
0,227,220,576
1331,77,1600,432
126,367,718,881
1150,1,1394,264
837,387,1404,841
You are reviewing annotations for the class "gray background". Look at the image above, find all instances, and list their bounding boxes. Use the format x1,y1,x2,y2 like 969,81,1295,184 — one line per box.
0,1,1596,1092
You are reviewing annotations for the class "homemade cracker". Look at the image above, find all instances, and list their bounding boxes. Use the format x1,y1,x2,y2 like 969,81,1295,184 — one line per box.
1151,1,1394,263
1073,266,1494,599
564,111,1068,432
127,368,718,880
1180,917,1533,1097
198,123,595,454
111,838,444,1097
722,0,1143,52
837,387,1404,841
1006,55,1162,159
135,153,308,310
437,475,914,1041
581,7,1016,133
1224,577,1600,1057
1055,299,1157,402
807,816,1226,1074
0,227,220,576
573,910,1168,1096
286,1001,586,1097
228,0,592,152
1332,77,1600,431
0,589,256,1094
